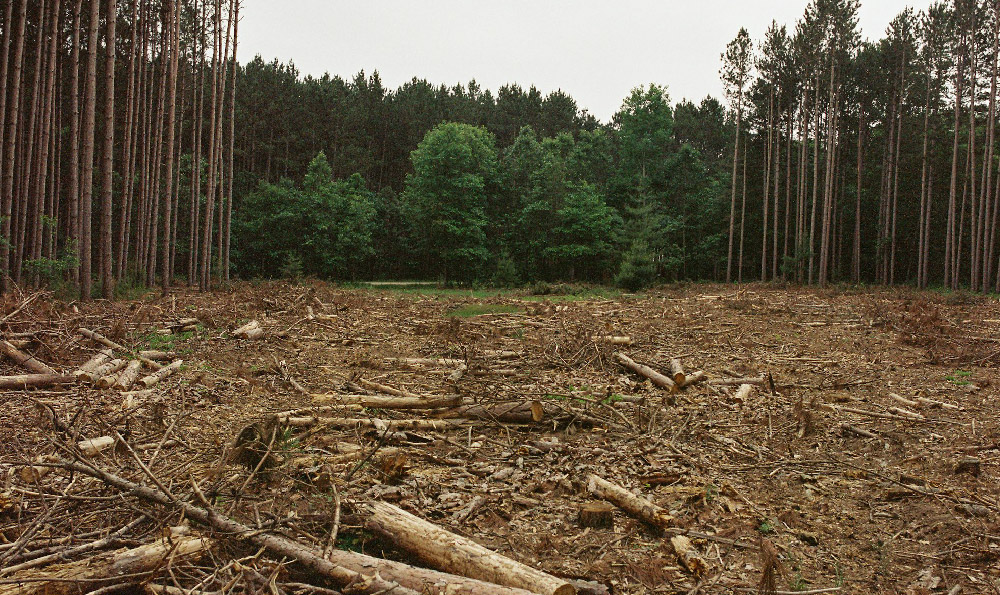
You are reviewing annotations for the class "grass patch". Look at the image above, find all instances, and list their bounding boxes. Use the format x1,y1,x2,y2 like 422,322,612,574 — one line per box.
946,369,973,386
139,325,202,353
447,304,524,318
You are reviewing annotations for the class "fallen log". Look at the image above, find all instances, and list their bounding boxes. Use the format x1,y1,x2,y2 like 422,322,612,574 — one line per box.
586,474,673,531
78,436,115,457
0,374,74,389
0,339,56,375
679,370,707,388
78,328,162,370
138,360,183,388
232,320,264,339
316,418,464,432
82,358,127,385
311,392,463,410
615,353,676,391
113,360,143,391
670,535,707,576
436,401,544,424
386,357,464,367
53,461,545,595
139,350,174,361
0,533,210,595
668,359,685,385
363,500,575,595
357,378,424,400
73,349,114,379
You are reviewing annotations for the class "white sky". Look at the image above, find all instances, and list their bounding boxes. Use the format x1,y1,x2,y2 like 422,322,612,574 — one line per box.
239,0,917,123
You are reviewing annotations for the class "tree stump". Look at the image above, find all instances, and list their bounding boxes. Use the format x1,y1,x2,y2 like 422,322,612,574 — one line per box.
578,502,615,529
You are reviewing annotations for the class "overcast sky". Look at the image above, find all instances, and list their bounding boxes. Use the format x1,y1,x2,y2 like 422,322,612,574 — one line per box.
239,0,917,123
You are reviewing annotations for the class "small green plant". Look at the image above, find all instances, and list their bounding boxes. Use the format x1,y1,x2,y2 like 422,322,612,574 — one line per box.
946,369,973,386
602,393,624,405
757,518,775,534
614,239,656,291
704,483,718,504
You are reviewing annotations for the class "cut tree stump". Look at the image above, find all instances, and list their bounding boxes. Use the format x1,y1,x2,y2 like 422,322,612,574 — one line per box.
668,359,685,385
578,502,615,529
363,500,575,595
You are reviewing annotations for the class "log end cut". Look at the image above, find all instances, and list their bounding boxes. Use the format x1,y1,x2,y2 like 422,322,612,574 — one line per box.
578,502,615,529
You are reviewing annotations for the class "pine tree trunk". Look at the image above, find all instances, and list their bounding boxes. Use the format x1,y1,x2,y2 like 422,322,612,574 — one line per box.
1,0,27,292
726,98,742,283
160,0,180,294
223,0,239,283
79,0,102,300
98,0,117,299
116,0,141,280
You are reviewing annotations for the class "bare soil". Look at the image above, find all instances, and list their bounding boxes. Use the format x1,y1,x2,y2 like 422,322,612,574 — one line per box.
1,282,998,594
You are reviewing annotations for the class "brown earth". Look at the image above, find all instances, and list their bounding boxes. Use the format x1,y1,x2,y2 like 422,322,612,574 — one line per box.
0,281,998,595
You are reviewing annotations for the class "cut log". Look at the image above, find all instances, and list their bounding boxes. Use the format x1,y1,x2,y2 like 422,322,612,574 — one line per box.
679,370,707,388
668,359,685,385
448,363,469,383
0,374,74,389
113,360,143,391
670,535,707,576
138,359,183,388
82,358,127,385
591,336,633,345
74,349,114,379
78,328,162,370
386,357,464,367
577,502,615,529
78,436,115,457
0,339,56,375
233,320,263,339
615,353,676,392
586,474,672,531
56,460,543,595
311,392,462,410
357,378,424,400
732,384,754,402
363,500,575,595
0,533,210,595
437,401,544,424
139,350,174,361
301,418,463,432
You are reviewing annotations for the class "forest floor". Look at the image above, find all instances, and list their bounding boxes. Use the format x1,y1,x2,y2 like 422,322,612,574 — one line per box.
1,281,999,595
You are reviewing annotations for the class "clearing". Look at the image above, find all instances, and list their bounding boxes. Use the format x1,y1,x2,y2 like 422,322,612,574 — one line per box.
0,282,998,595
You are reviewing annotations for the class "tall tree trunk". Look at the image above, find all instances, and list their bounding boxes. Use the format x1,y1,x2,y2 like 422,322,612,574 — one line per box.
99,0,118,299
1,0,27,292
946,48,964,287
853,107,864,283
67,0,83,285
79,0,103,301
223,0,239,284
160,0,180,294
116,0,141,280
726,97,742,283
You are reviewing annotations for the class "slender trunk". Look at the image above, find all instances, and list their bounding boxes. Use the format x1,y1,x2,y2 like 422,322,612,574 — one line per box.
161,0,180,293
67,0,83,284
1,0,27,292
99,0,118,299
853,107,864,283
79,0,102,300
726,97,742,283
808,79,821,284
223,0,239,283
946,49,963,287
761,86,773,282
116,0,141,280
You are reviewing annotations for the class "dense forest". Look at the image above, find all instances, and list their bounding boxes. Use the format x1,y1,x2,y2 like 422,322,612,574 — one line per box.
2,0,1000,295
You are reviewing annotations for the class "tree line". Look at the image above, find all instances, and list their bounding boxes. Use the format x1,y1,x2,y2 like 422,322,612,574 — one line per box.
4,0,1000,294
0,0,239,299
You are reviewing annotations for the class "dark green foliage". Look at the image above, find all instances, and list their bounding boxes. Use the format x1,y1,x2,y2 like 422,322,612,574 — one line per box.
234,152,376,280
404,123,499,283
615,239,658,291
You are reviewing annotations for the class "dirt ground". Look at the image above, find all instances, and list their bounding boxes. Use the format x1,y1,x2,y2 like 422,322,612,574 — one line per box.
1,281,999,595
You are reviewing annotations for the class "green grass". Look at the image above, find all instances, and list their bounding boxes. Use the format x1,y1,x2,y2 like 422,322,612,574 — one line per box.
946,369,973,386
447,304,524,318
139,324,203,353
